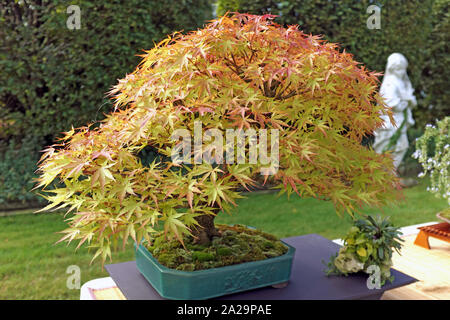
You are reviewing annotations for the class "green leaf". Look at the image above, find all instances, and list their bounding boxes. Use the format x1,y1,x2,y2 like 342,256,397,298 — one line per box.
378,247,384,260
356,246,367,257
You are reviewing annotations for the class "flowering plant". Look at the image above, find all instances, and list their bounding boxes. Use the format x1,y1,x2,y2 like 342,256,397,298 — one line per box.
412,117,449,204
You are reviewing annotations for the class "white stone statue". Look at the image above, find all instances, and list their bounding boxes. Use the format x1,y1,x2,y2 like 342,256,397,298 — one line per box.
373,53,416,170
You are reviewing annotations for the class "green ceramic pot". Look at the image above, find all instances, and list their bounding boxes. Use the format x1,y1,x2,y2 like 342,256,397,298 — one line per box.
135,240,296,300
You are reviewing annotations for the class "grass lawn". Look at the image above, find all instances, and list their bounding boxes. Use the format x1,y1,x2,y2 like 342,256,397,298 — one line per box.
217,178,449,239
0,178,447,299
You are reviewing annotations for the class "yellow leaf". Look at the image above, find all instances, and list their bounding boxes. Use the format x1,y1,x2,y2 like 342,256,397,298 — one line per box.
357,247,367,257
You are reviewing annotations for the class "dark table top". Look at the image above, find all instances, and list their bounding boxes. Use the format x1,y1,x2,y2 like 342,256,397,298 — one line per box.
105,233,417,300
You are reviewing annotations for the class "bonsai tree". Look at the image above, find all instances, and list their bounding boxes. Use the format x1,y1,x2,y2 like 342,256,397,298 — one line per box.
36,13,401,265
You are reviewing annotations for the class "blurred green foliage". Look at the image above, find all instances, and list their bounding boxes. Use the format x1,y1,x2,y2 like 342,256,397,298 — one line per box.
419,0,450,126
0,0,212,205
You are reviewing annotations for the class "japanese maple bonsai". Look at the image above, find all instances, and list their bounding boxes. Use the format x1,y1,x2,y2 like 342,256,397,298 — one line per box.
36,14,401,270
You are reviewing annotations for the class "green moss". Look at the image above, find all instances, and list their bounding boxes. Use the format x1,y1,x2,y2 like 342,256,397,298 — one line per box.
192,251,215,262
157,253,177,267
216,247,233,256
145,224,288,271
176,263,195,271
186,243,207,251
263,240,275,249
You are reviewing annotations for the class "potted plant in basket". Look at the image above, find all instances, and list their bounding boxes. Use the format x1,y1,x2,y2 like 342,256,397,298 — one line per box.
35,13,402,299
412,116,449,222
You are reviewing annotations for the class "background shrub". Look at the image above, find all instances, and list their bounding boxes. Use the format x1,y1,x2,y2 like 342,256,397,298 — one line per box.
0,0,212,206
419,0,450,126
0,137,42,206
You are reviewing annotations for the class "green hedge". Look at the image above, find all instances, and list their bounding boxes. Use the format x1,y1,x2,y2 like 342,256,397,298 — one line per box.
0,0,212,205
217,0,444,125
0,138,41,205
420,0,450,126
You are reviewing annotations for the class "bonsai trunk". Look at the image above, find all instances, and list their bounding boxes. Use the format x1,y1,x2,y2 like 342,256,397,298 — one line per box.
192,213,221,245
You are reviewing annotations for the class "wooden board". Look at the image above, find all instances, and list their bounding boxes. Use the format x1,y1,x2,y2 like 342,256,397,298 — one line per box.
381,234,450,300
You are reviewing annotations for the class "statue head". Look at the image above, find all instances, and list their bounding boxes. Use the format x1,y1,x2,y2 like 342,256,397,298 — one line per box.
385,53,409,80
